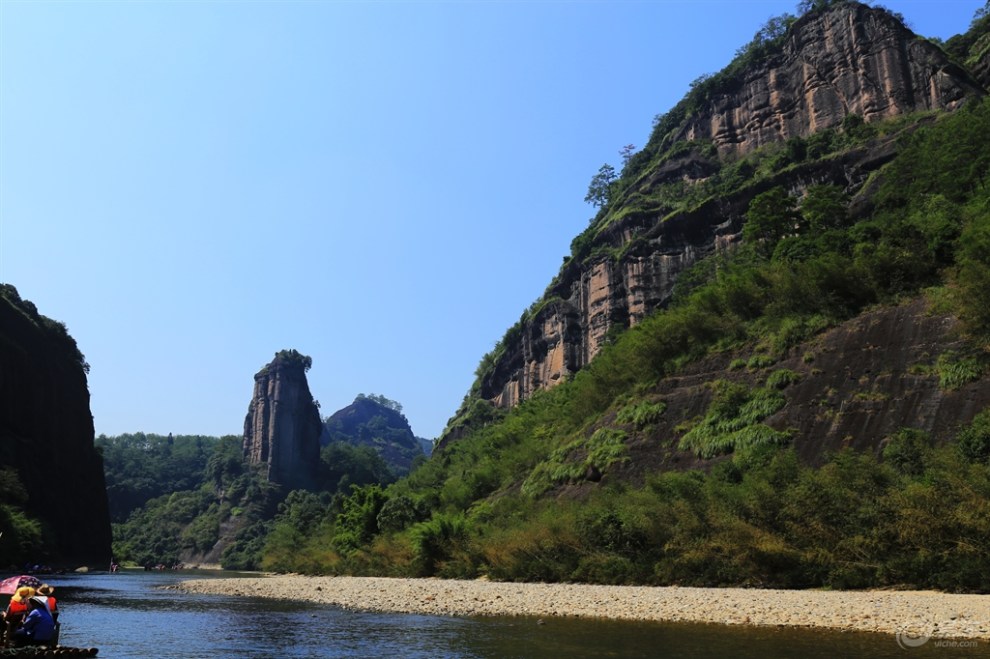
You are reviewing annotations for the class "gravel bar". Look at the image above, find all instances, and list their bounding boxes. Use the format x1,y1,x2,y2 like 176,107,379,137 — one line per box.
172,575,990,641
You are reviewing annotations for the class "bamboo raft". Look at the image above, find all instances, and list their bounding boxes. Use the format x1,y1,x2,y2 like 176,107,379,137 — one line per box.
0,648,98,657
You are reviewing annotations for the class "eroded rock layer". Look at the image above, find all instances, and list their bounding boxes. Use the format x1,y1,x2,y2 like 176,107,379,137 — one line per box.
675,4,982,157
242,352,321,491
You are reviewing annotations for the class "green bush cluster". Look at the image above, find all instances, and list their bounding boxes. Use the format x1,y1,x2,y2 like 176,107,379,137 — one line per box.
957,409,990,464
522,428,629,497
271,348,313,372
410,513,469,576
747,354,776,370
936,352,986,390
615,400,667,428
765,368,802,389
679,381,789,459
883,428,932,476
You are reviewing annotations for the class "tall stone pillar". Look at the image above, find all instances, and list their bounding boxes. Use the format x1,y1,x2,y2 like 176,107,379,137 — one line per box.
242,350,321,491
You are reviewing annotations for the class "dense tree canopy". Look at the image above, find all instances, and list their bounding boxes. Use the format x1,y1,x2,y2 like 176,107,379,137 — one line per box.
97,433,220,523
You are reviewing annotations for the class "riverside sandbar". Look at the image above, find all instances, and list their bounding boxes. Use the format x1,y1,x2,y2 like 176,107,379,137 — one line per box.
173,575,990,641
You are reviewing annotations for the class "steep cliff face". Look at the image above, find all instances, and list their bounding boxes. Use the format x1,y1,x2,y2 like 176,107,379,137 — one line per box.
480,138,900,410
472,2,986,416
242,350,322,491
674,4,982,157
0,285,111,564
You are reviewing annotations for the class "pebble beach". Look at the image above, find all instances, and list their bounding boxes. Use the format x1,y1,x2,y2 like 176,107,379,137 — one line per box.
173,575,990,641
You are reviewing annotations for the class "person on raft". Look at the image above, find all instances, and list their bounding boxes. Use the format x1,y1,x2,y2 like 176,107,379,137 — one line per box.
11,596,56,646
1,586,35,645
36,584,58,622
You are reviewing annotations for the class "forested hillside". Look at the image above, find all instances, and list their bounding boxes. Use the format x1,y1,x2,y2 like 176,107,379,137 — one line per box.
254,2,990,591
102,433,274,568
103,426,399,568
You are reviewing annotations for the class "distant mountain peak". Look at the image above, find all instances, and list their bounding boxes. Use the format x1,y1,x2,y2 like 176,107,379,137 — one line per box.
324,395,424,474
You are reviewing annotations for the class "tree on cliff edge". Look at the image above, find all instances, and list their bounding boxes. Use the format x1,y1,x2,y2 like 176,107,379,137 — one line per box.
584,163,617,209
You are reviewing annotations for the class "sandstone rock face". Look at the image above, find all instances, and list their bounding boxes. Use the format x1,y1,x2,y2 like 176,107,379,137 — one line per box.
475,3,986,415
0,285,111,565
481,190,752,408
242,352,322,491
675,4,983,157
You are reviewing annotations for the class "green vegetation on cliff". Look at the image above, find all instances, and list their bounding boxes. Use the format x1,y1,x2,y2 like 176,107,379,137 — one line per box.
254,10,990,589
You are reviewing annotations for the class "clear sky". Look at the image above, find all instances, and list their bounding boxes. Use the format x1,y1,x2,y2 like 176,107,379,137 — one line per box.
1,0,984,441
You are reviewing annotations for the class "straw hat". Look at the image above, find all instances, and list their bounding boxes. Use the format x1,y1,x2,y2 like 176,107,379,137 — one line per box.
36,585,54,596
12,586,36,602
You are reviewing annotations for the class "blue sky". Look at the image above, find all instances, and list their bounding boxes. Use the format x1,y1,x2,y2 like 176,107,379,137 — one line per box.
1,0,984,441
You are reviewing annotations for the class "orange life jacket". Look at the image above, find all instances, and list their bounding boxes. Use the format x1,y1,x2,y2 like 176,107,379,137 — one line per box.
6,599,28,617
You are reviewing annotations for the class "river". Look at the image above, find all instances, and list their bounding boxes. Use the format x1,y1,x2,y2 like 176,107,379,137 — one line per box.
17,570,983,658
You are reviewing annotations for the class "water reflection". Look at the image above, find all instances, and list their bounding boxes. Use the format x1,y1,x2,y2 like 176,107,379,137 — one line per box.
20,571,986,658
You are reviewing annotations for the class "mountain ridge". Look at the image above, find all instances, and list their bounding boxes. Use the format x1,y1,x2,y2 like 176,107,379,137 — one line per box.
445,1,988,443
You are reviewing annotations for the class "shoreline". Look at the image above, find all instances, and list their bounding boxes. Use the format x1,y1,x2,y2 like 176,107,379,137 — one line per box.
172,575,989,641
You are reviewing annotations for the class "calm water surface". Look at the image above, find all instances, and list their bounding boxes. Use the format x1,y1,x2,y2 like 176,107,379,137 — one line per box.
17,570,984,658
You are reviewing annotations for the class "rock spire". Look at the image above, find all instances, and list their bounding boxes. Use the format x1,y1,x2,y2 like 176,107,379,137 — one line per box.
242,349,322,490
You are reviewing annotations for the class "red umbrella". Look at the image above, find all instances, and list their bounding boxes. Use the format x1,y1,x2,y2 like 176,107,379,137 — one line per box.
0,575,43,595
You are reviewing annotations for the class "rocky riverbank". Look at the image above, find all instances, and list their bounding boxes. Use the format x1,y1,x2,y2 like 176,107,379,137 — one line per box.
173,575,989,641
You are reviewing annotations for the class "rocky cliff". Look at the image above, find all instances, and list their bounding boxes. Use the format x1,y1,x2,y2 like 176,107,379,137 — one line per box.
466,2,987,423
0,284,112,565
673,3,982,157
242,350,322,491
